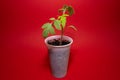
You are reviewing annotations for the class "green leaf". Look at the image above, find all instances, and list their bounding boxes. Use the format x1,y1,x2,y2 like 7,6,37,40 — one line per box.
67,6,74,16
60,16,66,28
42,23,55,38
49,26,55,34
49,17,55,21
68,25,77,31
54,20,61,30
41,23,51,29
42,29,49,38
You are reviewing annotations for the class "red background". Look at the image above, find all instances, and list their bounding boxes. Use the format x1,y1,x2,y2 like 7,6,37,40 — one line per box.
1,0,120,80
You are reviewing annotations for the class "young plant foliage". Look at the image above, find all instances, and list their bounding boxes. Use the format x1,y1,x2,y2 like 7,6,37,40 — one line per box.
58,15,66,28
42,23,55,38
67,6,74,16
68,25,77,31
41,5,77,44
49,17,55,21
54,20,61,30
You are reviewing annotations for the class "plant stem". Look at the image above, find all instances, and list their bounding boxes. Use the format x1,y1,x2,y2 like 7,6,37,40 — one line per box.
60,25,64,45
60,9,66,45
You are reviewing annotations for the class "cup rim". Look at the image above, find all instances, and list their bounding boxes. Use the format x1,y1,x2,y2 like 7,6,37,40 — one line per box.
45,35,73,48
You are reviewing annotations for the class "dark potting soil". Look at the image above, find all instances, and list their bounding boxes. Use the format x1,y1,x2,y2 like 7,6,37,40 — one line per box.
48,38,70,46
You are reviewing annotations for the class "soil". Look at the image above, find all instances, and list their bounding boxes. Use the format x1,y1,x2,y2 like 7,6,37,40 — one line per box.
48,38,70,46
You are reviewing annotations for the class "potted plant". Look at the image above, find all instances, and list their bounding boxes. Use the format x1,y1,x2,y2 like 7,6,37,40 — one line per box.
41,5,77,78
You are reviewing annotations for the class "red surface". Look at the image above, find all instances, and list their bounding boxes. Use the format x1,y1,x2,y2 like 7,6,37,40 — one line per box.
1,0,120,80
